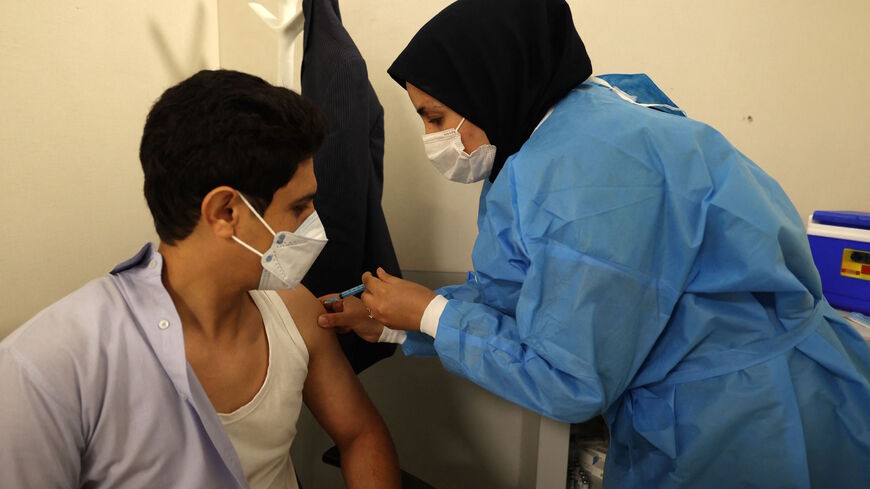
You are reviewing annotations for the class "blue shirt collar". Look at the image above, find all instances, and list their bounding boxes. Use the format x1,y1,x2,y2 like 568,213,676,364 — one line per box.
109,243,192,399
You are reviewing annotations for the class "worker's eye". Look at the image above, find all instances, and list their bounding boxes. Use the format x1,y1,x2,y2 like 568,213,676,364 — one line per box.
293,204,309,215
429,117,442,126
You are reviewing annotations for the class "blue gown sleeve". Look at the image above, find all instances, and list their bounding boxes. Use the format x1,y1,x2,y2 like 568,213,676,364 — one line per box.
400,332,436,356
399,282,466,357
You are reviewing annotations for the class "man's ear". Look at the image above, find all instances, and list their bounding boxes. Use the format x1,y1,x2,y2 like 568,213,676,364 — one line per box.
201,186,241,239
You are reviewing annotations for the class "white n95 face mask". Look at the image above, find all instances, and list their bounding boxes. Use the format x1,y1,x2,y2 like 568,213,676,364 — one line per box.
422,117,496,184
231,193,327,290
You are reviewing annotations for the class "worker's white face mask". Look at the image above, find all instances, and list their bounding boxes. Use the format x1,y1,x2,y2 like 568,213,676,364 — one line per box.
422,118,496,184
231,193,327,290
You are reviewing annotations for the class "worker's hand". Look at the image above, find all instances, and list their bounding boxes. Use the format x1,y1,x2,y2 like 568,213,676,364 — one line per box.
317,295,384,343
361,268,436,331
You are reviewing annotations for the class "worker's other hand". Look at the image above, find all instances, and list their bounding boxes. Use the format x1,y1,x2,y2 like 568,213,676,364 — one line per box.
361,268,436,331
317,295,384,343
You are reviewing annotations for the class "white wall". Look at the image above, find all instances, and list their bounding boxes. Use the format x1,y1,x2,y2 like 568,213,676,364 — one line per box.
0,1,220,337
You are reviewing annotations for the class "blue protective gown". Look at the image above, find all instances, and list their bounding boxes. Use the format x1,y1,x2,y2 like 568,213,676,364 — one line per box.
402,75,870,488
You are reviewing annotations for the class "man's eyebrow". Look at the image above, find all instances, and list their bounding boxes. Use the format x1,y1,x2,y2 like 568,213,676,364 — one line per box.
292,192,316,205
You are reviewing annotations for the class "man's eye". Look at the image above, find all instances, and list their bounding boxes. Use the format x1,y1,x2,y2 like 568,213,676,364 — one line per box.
294,205,308,214
430,118,442,125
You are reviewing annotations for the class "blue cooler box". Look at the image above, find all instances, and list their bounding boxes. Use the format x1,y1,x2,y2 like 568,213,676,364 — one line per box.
807,211,870,314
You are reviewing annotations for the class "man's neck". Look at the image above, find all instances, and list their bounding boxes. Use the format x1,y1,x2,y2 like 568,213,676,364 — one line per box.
158,242,254,341
157,242,269,415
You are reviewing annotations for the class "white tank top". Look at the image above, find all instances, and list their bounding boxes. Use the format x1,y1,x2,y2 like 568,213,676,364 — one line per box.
219,290,309,489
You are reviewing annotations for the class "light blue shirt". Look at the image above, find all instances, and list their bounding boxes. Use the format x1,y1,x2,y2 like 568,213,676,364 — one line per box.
0,244,248,488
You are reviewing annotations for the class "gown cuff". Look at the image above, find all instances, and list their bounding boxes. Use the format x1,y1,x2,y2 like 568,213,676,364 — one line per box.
421,295,448,338
378,326,407,344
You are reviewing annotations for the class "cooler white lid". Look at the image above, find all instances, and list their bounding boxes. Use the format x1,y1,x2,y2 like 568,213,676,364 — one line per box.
807,217,870,243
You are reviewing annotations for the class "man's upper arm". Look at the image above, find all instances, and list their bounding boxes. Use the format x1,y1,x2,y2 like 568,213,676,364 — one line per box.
0,348,82,488
281,287,386,446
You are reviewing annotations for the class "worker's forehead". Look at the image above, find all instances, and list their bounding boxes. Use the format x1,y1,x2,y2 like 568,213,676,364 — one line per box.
407,83,448,114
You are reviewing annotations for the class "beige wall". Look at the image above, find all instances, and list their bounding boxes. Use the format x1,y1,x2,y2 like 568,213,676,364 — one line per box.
338,0,870,275
572,0,869,229
0,1,220,337
217,0,282,85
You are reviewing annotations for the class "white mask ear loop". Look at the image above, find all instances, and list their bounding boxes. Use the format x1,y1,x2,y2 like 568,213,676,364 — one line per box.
237,193,277,237
232,235,265,257
455,117,466,131
231,193,276,257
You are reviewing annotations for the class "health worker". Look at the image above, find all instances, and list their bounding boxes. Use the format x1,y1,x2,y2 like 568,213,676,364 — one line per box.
318,1,870,487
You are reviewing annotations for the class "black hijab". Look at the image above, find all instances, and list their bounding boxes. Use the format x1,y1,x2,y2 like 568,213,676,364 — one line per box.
388,0,592,182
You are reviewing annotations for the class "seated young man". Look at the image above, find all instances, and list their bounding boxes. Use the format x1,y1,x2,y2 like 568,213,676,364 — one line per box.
0,69,401,489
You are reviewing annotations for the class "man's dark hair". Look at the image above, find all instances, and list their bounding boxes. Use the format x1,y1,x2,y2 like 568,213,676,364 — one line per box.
139,69,327,244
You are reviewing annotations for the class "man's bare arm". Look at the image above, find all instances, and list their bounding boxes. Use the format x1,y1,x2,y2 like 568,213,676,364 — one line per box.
281,287,401,489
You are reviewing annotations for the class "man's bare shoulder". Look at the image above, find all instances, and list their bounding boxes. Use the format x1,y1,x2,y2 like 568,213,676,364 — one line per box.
276,286,329,351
